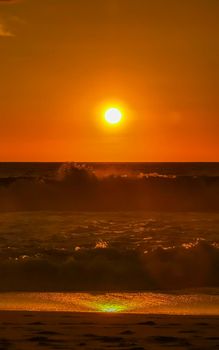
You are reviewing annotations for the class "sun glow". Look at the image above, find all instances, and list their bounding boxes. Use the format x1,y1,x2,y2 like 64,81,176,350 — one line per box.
104,108,122,125
96,303,127,313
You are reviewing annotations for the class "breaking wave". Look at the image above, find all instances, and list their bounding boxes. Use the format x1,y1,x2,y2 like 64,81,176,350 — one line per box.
1,163,219,211
0,240,219,292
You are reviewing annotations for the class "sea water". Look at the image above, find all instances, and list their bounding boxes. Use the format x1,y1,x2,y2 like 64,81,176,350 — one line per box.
0,163,219,313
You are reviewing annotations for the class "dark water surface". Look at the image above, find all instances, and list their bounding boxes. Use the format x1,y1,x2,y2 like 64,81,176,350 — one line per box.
0,162,219,211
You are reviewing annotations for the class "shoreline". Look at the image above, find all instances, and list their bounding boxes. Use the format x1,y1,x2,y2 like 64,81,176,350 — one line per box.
0,291,219,315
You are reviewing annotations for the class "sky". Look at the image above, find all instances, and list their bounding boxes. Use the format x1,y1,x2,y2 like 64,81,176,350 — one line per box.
0,0,219,161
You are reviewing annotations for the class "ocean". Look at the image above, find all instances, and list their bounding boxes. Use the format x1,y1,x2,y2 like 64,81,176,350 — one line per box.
1,162,219,211
0,162,219,313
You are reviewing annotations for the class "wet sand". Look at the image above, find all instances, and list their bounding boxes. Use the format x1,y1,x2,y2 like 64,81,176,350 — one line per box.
0,311,219,349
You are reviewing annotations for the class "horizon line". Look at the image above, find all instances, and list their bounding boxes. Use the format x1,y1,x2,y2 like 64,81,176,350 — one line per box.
0,161,219,164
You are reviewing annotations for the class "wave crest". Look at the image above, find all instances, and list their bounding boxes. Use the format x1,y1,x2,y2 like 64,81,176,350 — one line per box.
0,241,219,291
0,163,219,211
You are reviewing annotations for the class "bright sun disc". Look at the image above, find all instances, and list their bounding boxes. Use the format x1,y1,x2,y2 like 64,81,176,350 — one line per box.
105,108,122,124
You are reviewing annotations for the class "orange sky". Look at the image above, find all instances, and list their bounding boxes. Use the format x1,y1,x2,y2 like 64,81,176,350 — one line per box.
0,0,219,161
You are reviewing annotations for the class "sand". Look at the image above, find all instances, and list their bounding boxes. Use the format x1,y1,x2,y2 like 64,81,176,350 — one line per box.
0,311,219,350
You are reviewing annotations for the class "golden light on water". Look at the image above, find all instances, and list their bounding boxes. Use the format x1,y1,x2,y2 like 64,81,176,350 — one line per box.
94,303,127,313
101,306,123,313
1,292,219,315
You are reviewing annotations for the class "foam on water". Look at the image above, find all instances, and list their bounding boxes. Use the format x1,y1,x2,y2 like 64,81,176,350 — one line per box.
1,162,219,211
0,211,219,291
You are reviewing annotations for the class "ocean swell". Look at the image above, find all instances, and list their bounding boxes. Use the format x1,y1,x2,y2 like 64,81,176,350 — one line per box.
0,241,219,292
0,163,219,211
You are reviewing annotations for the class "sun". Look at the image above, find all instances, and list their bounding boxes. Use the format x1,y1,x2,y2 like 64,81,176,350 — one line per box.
104,108,122,125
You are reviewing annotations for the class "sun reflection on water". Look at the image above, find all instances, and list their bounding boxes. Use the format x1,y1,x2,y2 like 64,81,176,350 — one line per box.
94,303,127,313
1,292,219,315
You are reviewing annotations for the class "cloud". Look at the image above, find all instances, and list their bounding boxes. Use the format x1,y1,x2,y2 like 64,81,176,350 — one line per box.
0,22,13,36
0,1,19,37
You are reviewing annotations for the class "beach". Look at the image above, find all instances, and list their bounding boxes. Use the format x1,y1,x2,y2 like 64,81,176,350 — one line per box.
1,0,219,345
0,311,219,349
